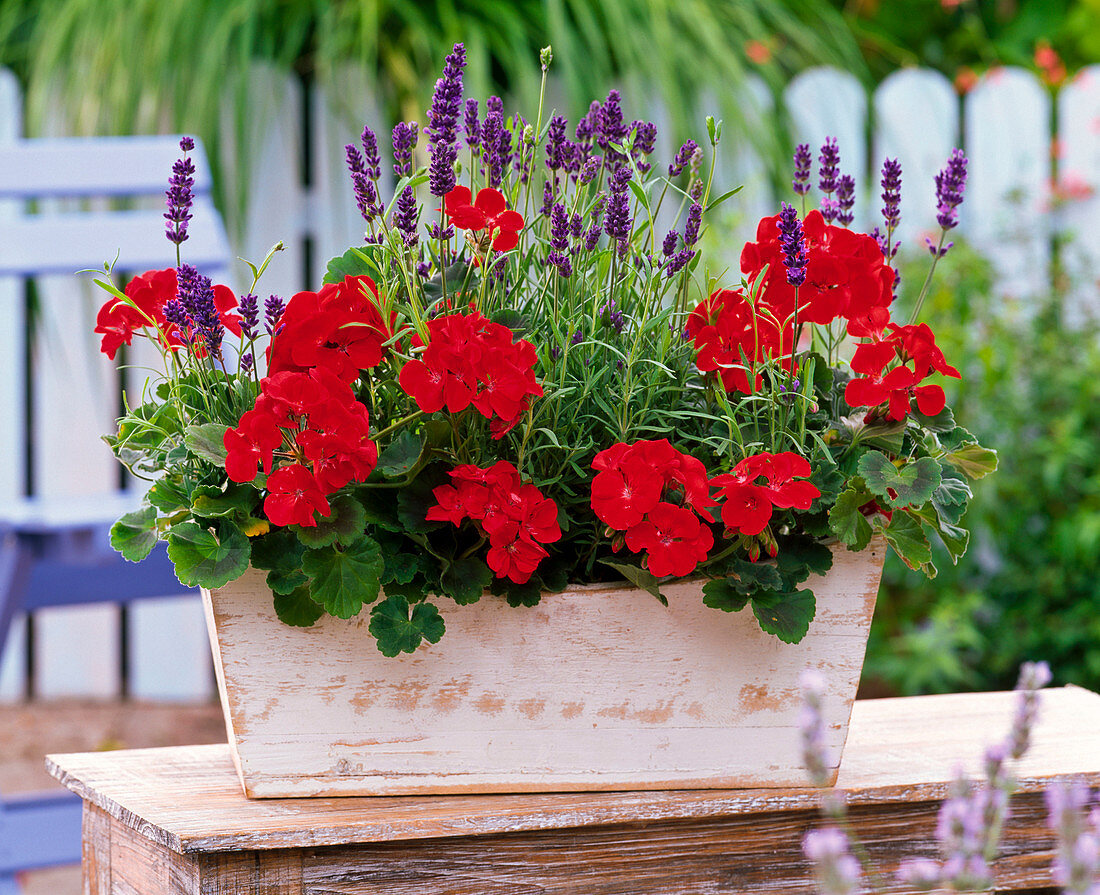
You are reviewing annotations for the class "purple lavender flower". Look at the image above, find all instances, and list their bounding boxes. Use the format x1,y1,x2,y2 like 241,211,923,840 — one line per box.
351,172,381,224
541,180,554,218
498,119,514,178
1046,780,1100,894
662,229,679,257
1008,660,1052,759
240,352,254,373
176,264,224,358
549,344,562,361
164,136,196,246
599,300,625,334
597,89,628,151
604,167,633,254
548,250,572,278
799,669,831,788
570,328,583,345
426,43,466,196
392,121,419,178
345,143,366,177
570,212,584,240
486,95,503,116
416,261,431,279
264,295,285,335
684,202,702,247
162,298,193,342
550,203,570,252
546,115,570,172
393,186,419,248
632,120,657,174
583,193,607,251
481,111,504,187
803,827,861,895
666,249,695,276
237,293,259,339
464,98,480,151
818,137,840,195
881,157,902,233
359,126,381,180
669,139,698,178
513,115,531,183
579,156,601,184
836,174,855,226
777,202,807,287
427,221,454,242
792,143,812,196
575,101,600,144
935,148,968,231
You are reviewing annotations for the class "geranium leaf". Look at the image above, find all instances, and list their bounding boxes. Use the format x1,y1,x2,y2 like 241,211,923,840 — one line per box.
376,430,423,478
728,558,783,592
183,423,229,467
166,520,250,588
912,405,956,432
702,578,751,612
932,469,971,526
600,560,668,605
775,535,833,587
250,529,303,570
146,477,190,514
267,567,309,595
302,536,384,618
110,506,158,562
942,443,999,479
294,494,365,548
878,511,936,577
752,588,816,644
273,584,324,627
323,245,382,284
357,488,403,531
369,595,445,657
858,454,942,508
440,557,492,605
190,483,259,519
829,488,873,550
382,551,420,585
490,308,530,337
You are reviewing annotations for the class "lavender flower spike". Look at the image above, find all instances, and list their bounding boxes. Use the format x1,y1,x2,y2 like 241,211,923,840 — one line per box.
669,139,698,179
392,121,419,178
237,293,259,339
264,294,285,335
792,143,812,196
880,157,902,232
1008,660,1052,759
935,148,968,231
818,137,840,195
426,43,467,197
799,668,831,787
393,186,420,248
464,98,480,151
803,827,861,895
1046,780,1100,894
835,175,855,227
176,264,224,359
360,126,381,180
164,136,196,246
777,202,808,288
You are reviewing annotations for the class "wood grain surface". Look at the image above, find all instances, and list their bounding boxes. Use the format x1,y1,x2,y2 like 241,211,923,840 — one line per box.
201,540,885,797
47,686,1100,857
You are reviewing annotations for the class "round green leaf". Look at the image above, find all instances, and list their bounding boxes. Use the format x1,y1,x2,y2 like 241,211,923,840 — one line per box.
302,537,384,618
369,595,445,657
110,506,159,562
273,585,324,627
752,589,816,644
166,521,250,588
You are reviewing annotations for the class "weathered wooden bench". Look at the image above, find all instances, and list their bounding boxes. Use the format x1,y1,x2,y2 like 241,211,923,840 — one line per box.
0,134,231,891
46,686,1100,894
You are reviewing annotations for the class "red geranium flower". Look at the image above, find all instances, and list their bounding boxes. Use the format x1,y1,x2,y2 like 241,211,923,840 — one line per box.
624,502,715,578
443,186,525,252
712,451,820,539
263,464,331,527
223,408,284,483
94,268,181,359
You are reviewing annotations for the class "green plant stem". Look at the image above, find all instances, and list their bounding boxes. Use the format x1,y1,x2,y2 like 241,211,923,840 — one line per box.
909,231,947,325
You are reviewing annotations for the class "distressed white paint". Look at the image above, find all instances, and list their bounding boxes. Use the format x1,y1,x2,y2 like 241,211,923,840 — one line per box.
203,539,884,798
965,67,1051,304
873,68,960,250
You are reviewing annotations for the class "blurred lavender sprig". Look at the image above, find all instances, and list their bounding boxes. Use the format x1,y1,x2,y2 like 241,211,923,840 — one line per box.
1047,781,1100,894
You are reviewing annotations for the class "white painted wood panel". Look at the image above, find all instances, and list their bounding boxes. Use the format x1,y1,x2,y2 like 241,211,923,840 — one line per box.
965,67,1051,304
873,68,960,250
785,67,869,229
1056,65,1100,323
310,65,390,286
204,539,885,798
220,64,306,298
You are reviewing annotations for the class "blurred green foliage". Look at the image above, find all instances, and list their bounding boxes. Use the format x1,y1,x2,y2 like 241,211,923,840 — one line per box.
0,0,864,227
865,235,1100,694
830,0,1100,83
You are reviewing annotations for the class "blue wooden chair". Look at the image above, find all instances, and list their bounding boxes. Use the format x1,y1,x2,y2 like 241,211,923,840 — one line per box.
0,135,230,888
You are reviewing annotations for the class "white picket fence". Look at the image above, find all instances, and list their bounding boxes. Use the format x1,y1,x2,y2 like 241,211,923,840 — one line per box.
1,63,1098,702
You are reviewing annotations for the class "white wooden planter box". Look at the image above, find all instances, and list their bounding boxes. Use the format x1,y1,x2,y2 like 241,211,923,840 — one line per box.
202,537,885,798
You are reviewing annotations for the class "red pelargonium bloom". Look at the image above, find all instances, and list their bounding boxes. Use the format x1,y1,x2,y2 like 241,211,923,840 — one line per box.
711,451,820,539
624,502,715,578
399,311,542,438
740,209,895,329
427,461,561,584
686,288,793,395
263,464,331,527
224,366,377,501
94,268,241,360
443,186,525,252
267,274,394,382
845,320,960,421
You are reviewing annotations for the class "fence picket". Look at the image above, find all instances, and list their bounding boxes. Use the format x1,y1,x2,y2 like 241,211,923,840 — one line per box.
310,66,391,285
965,67,1051,305
1056,65,1100,322
785,67,869,229
0,67,25,700
873,68,960,251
